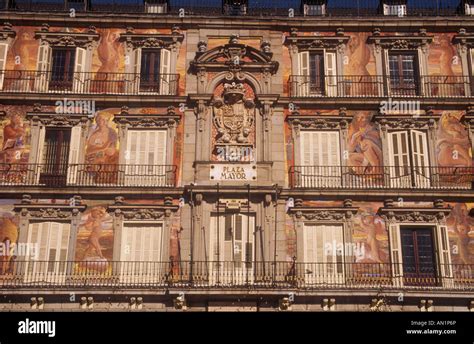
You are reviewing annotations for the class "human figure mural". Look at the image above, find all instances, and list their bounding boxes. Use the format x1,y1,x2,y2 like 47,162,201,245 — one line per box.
0,213,18,275
446,203,474,265
85,112,119,183
75,206,114,273
1,113,27,163
347,113,383,178
436,112,472,167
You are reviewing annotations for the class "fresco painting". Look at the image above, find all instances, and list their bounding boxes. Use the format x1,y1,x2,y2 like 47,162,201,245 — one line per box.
0,209,18,275
74,205,114,274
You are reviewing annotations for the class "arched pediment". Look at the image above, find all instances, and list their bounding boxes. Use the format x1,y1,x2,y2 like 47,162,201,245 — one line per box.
191,37,278,75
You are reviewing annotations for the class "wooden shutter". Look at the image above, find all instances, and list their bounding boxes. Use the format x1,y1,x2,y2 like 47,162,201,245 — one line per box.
121,223,162,262
129,48,141,94
0,43,8,90
66,126,82,185
159,48,171,95
388,131,411,187
410,130,430,188
73,47,87,93
34,43,51,92
417,50,425,96
388,223,403,285
34,126,46,184
298,51,310,96
324,51,337,96
384,49,391,95
126,130,167,186
436,225,453,279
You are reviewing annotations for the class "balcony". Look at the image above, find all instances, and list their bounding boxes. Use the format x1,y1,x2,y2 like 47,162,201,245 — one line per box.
0,163,177,188
0,260,472,291
288,75,472,98
0,70,180,96
289,165,474,189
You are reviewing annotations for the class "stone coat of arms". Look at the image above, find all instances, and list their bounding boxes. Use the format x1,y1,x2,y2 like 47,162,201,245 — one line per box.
213,82,255,144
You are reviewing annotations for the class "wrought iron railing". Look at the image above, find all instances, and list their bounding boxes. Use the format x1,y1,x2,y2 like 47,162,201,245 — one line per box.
288,75,472,98
0,0,468,17
0,260,472,290
0,163,177,187
289,165,474,189
0,70,180,96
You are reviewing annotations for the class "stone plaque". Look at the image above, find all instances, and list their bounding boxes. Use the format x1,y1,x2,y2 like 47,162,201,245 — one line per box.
210,164,257,181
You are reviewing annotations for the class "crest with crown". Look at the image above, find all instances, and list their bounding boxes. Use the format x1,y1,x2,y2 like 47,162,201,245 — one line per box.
223,82,246,98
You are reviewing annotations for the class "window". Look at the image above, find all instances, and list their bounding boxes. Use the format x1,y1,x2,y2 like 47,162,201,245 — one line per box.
383,4,407,16
131,48,171,94
465,3,474,15
223,0,247,15
389,224,452,288
400,227,437,286
25,221,70,283
303,4,326,16
210,213,254,285
39,128,71,185
34,125,81,186
300,131,341,187
125,130,167,186
34,44,87,92
298,51,337,96
0,42,8,90
387,130,430,188
144,1,167,13
387,52,419,96
120,222,164,283
303,224,345,285
50,48,75,90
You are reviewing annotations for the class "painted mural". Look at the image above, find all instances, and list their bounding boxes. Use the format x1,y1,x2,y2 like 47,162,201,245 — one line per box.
436,111,472,167
347,112,383,177
0,111,29,164
446,203,474,266
74,205,114,273
0,208,18,275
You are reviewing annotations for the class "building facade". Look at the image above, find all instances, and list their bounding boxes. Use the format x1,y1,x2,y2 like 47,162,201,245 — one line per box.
0,0,473,311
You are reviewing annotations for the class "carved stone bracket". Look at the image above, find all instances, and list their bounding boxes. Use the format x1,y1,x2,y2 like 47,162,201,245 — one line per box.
26,112,90,127
14,203,87,219
0,22,16,41
119,31,184,52
453,31,474,53
34,27,100,49
257,95,279,133
114,106,180,129
377,206,452,224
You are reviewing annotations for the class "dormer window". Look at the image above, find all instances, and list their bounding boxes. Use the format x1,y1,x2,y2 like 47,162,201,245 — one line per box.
382,1,407,16
223,0,247,15
144,0,168,13
302,0,326,16
465,1,474,15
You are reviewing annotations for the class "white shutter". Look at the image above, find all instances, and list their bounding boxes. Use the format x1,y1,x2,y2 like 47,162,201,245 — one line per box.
34,43,51,92
324,51,337,96
126,130,167,186
0,43,8,90
298,51,310,96
128,48,141,94
73,47,87,93
384,49,391,96
300,131,340,187
388,223,403,287
67,126,82,185
26,222,70,282
436,225,453,282
34,126,46,185
304,224,344,285
388,131,411,188
159,48,171,95
410,130,430,188
417,50,426,96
